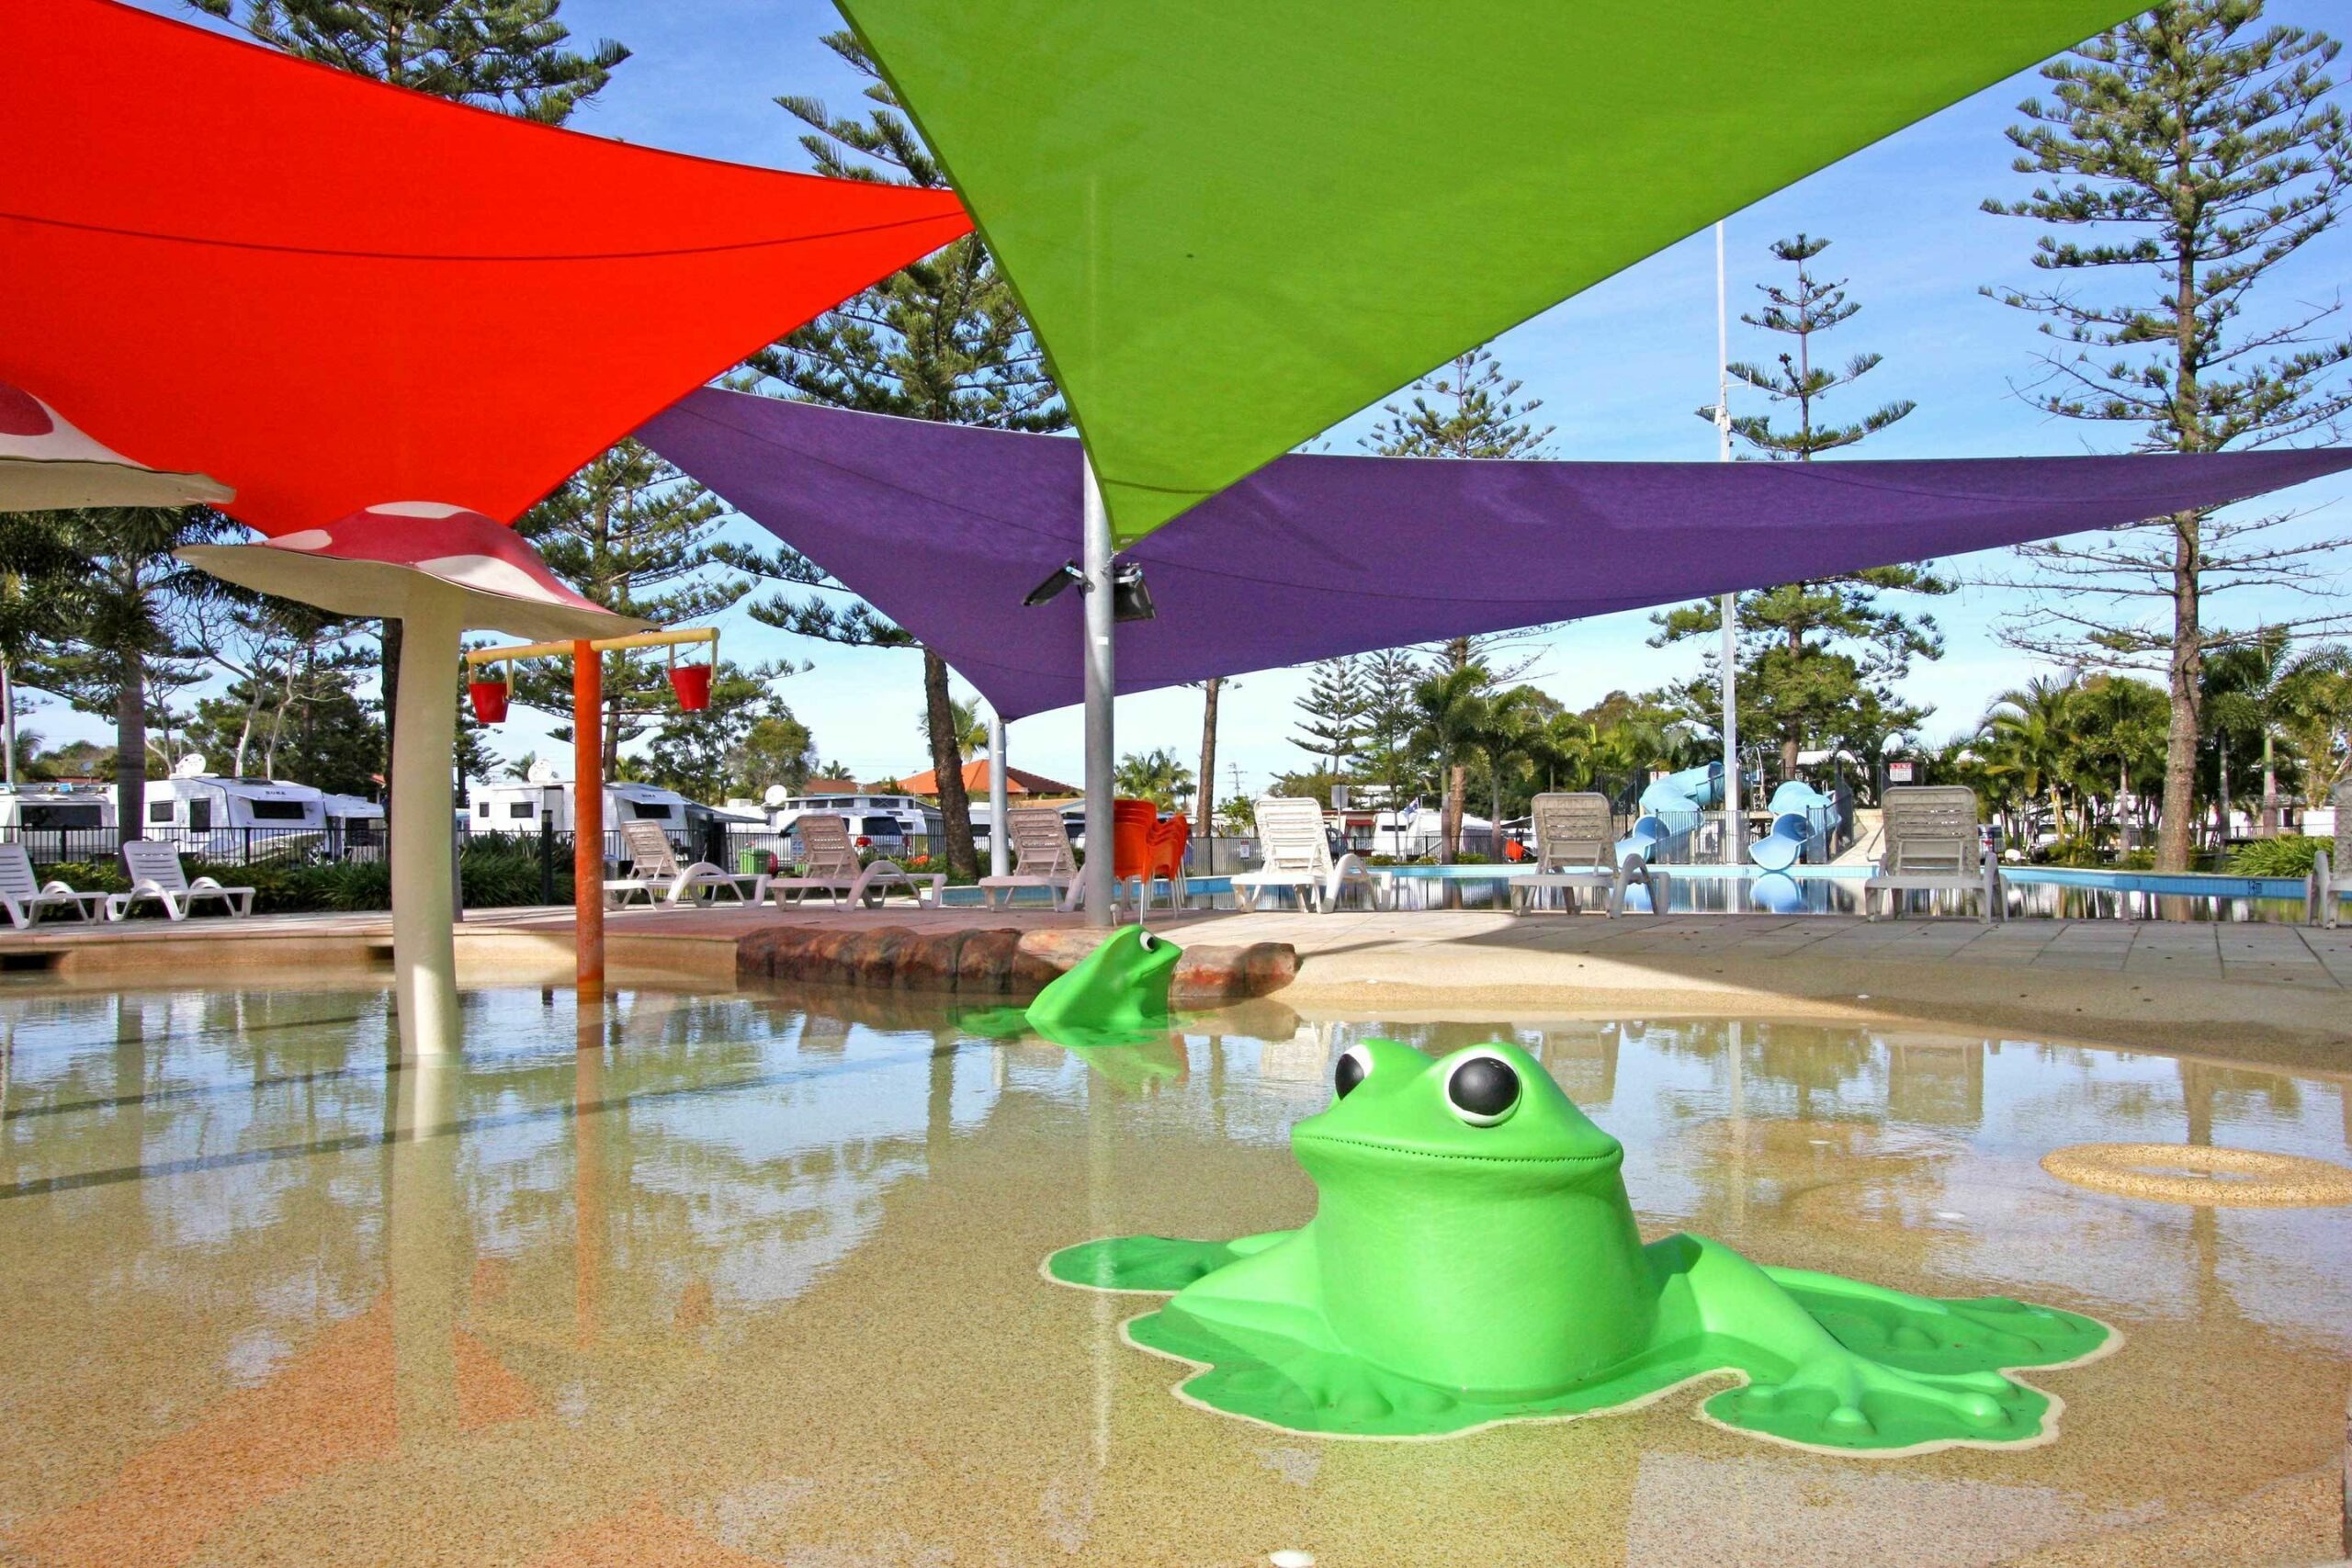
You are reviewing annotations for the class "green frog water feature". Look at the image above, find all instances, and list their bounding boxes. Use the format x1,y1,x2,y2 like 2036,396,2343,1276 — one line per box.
1047,1037,2113,1451
965,925,1184,1048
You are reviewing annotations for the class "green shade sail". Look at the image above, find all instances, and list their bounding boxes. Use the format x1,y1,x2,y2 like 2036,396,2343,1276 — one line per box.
839,1,2143,542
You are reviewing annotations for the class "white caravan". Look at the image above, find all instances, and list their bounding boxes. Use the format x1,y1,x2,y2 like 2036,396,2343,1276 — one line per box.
140,756,328,860
319,792,387,857
466,761,695,851
0,784,118,861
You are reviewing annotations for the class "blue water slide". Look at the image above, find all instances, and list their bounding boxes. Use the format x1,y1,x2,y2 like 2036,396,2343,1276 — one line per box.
1747,869,1809,913
1748,780,1836,871
1616,761,1723,863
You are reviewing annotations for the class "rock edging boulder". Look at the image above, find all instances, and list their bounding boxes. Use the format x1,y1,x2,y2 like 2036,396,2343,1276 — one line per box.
735,925,1295,1003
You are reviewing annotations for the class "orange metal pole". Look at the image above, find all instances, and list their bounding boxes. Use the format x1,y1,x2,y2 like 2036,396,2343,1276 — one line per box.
572,641,604,1006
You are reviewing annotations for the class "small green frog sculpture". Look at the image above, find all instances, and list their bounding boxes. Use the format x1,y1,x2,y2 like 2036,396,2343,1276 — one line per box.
1047,1038,2111,1452
966,926,1182,1048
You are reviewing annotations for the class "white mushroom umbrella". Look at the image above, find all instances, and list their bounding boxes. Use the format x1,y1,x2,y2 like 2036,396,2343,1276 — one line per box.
182,502,648,1055
0,378,231,509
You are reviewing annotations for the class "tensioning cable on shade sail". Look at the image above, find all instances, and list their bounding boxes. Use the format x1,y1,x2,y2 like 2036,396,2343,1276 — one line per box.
835,0,2154,545
0,0,971,539
638,389,2352,721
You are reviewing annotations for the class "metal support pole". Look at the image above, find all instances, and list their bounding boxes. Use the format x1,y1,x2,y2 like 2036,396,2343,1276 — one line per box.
389,591,463,1056
1,660,16,788
572,641,605,1006
1080,456,1117,926
1715,221,1741,867
988,706,1011,880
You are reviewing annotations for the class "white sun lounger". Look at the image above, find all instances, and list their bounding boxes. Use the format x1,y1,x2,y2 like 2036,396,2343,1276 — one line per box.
1510,792,1667,918
0,843,107,928
105,838,255,921
977,805,1080,910
1231,795,1382,913
605,819,765,909
766,813,944,909
1863,785,2003,923
2311,779,2348,930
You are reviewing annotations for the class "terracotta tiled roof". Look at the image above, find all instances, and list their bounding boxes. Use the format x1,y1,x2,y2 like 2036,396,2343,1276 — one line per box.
893,760,1080,797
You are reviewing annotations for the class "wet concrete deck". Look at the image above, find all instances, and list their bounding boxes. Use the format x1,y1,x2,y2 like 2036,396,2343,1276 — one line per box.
7,900,2348,984
7,903,2347,1065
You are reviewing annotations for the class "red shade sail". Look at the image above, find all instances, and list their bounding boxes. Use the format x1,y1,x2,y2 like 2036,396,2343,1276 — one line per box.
0,0,970,536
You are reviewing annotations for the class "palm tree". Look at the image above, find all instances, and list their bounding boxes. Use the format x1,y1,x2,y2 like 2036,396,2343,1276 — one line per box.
1527,711,1595,794
2274,644,2351,811
1410,660,1490,863
1982,675,2077,849
2203,628,2306,839
2070,674,2169,849
1114,747,1193,811
1474,686,1544,854
922,695,989,758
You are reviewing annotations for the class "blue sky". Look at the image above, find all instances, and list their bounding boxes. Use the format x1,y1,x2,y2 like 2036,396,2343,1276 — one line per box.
78,1,2352,798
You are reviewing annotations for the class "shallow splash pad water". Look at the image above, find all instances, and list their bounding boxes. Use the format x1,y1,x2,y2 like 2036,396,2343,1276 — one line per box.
1048,1038,2113,1452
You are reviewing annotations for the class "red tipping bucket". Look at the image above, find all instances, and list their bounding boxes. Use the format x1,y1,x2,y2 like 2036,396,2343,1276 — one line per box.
669,663,713,711
468,679,510,723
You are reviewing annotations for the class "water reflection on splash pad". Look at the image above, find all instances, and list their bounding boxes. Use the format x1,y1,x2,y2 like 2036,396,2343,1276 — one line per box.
2,987,2348,1562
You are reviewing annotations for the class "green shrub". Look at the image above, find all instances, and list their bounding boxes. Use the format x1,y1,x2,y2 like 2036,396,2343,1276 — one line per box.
2226,835,2333,878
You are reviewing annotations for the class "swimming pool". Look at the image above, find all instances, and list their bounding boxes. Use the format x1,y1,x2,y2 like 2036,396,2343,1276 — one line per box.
942,863,2339,921
1,977,2345,1564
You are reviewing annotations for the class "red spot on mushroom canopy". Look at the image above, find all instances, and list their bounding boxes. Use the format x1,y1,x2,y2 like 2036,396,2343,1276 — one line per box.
0,382,56,437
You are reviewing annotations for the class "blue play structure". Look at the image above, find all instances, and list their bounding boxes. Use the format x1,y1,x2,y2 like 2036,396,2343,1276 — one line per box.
1748,781,1838,871
1614,761,1724,865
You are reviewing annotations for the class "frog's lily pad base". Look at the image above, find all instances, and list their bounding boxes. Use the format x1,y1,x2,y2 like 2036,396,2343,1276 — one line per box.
1047,1234,2113,1453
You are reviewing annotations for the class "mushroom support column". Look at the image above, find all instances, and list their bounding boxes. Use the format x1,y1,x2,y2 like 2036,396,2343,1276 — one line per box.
1080,456,1116,926
175,504,649,1062
390,587,465,1056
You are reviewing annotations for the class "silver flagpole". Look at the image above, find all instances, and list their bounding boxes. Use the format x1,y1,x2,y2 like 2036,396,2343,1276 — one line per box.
1080,454,1117,924
1716,220,1741,869
988,705,1011,879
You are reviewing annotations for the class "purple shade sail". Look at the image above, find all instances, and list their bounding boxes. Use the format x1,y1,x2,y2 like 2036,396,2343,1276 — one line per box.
639,389,2352,721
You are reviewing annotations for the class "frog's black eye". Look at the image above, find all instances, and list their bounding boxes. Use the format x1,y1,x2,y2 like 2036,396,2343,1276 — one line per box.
1136,929,1158,952
1334,1043,1374,1100
1444,1052,1521,1126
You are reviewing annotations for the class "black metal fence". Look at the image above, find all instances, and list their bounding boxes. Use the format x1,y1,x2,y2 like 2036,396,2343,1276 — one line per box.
4,824,390,870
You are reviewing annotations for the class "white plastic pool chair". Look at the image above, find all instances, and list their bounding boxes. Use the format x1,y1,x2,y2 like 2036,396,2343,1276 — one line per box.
1863,786,2002,924
106,839,255,921
764,814,944,909
977,805,1080,911
606,819,763,909
1511,792,1667,918
0,843,107,928
1231,795,1381,913
2311,779,2348,929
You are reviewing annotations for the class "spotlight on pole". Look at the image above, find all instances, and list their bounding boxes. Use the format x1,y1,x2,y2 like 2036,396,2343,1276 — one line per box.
1111,560,1155,623
1023,559,1087,606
